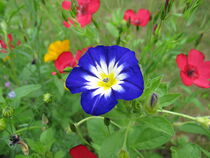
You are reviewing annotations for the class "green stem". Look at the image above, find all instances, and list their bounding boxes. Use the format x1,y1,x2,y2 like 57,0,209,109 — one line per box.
75,116,121,128
74,124,90,145
157,109,197,121
16,126,41,134
133,148,145,158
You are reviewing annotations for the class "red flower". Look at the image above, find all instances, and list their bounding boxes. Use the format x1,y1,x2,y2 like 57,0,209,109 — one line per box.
54,48,88,73
176,49,210,88
62,0,100,28
124,9,151,27
69,145,97,158
62,0,71,10
0,34,21,53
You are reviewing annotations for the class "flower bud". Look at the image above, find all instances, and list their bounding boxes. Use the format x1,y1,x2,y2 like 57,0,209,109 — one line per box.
70,123,77,133
43,93,52,103
104,117,110,127
196,116,210,128
0,118,6,131
118,150,130,158
150,93,158,108
2,106,14,118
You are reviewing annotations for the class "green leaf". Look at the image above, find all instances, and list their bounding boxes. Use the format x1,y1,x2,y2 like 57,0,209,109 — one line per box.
142,75,163,98
87,119,113,146
105,23,119,38
99,130,125,158
54,77,64,96
54,150,66,158
0,88,5,103
128,116,174,150
177,122,210,138
0,53,8,59
26,139,45,154
0,1,6,15
14,84,41,99
40,128,55,151
171,143,201,158
159,94,180,107
143,152,163,158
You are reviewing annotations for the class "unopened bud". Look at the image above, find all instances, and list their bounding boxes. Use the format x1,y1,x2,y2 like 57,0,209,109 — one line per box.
0,118,6,131
150,93,158,108
118,150,129,158
104,117,110,127
43,93,52,103
70,124,77,133
2,106,14,118
196,116,210,128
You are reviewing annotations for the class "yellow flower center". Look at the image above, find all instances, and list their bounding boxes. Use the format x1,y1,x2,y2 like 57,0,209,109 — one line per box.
97,73,118,90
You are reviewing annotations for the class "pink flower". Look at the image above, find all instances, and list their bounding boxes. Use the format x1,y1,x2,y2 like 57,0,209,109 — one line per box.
124,9,151,27
176,49,210,88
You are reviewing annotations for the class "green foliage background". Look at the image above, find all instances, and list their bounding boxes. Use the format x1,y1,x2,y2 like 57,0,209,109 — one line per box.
0,0,209,157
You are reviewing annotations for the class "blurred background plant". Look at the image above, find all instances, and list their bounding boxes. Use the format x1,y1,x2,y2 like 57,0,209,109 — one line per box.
0,0,209,158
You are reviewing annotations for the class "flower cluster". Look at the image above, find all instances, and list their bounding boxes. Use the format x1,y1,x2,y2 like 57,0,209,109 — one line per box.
66,45,144,115
62,0,100,28
176,49,210,88
0,34,21,53
44,40,88,73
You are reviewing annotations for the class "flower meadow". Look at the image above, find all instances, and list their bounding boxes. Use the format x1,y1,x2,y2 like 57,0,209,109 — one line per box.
0,0,210,157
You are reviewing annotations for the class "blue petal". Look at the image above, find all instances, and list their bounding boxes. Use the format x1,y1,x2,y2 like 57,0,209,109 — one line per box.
107,45,139,69
65,67,92,93
114,65,144,100
81,90,118,115
78,45,139,72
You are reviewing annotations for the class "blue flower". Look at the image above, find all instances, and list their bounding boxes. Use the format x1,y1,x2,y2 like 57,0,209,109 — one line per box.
66,45,144,115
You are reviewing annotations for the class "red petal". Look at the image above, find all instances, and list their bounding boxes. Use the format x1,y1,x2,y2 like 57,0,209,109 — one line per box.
76,14,92,27
63,18,74,28
75,47,88,62
89,0,100,14
69,145,97,158
180,72,194,86
8,34,13,42
51,72,57,75
136,9,151,26
194,76,210,88
188,49,205,66
16,40,21,46
176,53,187,71
198,61,210,78
54,52,76,73
63,20,71,28
124,9,135,22
62,0,71,10
0,40,7,49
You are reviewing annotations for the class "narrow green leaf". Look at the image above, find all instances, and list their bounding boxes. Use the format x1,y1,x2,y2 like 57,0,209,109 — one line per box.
159,94,180,107
14,84,41,99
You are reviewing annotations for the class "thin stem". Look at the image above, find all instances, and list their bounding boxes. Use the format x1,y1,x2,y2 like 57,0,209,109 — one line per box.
75,116,121,128
75,125,90,145
157,109,197,121
16,126,42,134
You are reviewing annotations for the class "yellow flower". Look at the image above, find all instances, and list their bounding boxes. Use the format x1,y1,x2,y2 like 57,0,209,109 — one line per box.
44,40,70,62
